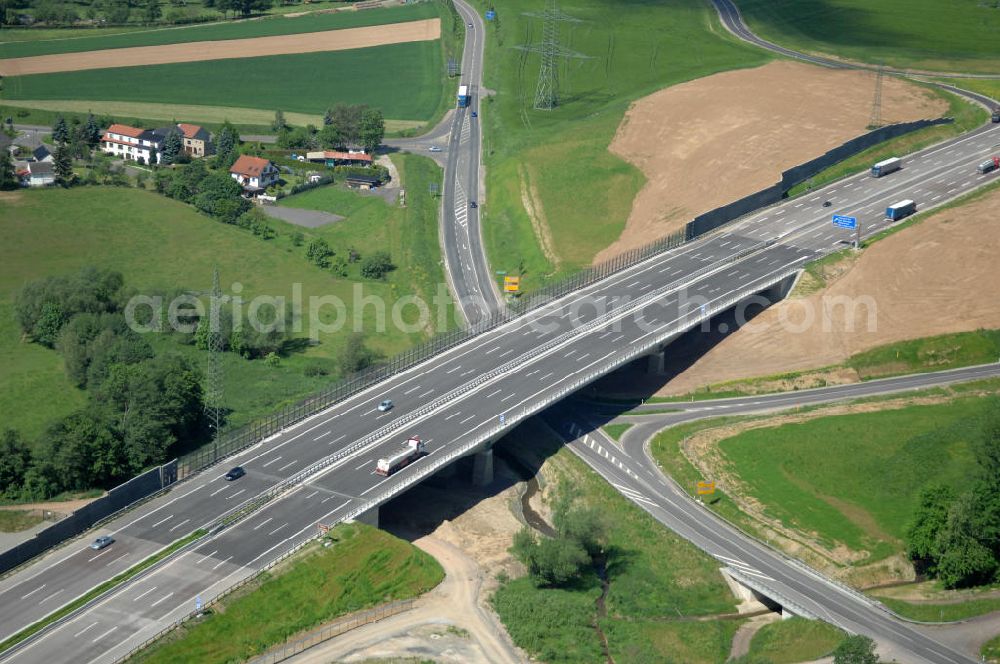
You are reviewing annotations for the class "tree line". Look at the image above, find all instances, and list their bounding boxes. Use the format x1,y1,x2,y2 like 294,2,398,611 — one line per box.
906,402,1000,588
3,268,208,500
274,104,385,155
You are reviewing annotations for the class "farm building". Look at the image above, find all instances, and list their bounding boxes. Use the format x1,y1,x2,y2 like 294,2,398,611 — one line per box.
345,174,380,190
305,150,373,167
152,123,213,158
101,124,163,165
230,155,279,194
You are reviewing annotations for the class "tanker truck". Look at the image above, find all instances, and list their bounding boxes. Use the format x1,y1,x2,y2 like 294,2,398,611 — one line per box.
375,436,426,476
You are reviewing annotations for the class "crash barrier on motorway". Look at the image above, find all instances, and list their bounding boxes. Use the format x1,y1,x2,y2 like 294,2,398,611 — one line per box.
0,462,176,576
686,117,954,239
248,599,416,664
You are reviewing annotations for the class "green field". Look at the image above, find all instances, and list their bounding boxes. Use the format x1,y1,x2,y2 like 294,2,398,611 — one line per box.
0,4,438,58
133,522,443,664
492,420,739,663
736,0,1000,74
0,153,449,439
715,398,988,561
473,0,770,290
745,617,845,663
2,41,442,119
947,79,1000,105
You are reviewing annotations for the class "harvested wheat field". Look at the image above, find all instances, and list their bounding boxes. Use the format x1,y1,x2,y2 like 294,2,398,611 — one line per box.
0,18,440,76
658,186,1000,395
594,60,947,263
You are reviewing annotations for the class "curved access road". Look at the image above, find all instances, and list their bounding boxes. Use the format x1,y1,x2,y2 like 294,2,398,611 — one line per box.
545,362,1000,664
712,0,1000,83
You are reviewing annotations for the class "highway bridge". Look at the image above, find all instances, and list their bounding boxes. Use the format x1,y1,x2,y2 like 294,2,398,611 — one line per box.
3,115,999,662
4,5,1000,663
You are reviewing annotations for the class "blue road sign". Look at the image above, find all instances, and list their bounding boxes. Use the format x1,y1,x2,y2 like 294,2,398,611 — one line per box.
499,414,506,425
485,9,496,20
196,595,203,611
832,214,857,229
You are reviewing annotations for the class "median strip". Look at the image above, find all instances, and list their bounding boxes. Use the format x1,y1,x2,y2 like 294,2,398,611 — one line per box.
0,529,207,655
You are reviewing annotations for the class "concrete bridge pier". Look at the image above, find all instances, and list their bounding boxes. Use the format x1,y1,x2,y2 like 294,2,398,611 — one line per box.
352,504,379,528
472,448,495,487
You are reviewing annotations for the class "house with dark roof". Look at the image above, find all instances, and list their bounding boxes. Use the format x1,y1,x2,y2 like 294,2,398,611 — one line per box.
31,145,53,163
101,124,163,165
229,155,278,194
345,174,381,190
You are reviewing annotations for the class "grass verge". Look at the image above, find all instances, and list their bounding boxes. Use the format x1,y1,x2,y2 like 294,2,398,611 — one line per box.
736,0,1000,75
983,631,1000,662
602,423,632,442
746,616,845,663
0,528,207,653
788,86,987,197
0,510,45,533
878,595,1000,623
492,419,739,663
131,523,443,663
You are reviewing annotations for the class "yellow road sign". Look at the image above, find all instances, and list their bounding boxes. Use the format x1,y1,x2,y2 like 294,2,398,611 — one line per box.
697,481,715,495
504,275,520,293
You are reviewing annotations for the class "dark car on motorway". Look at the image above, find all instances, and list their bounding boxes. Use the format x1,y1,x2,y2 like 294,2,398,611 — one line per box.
225,466,246,481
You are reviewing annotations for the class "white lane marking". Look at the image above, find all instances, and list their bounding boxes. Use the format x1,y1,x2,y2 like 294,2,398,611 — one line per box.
212,556,233,570
227,488,246,500
92,625,118,643
328,434,346,446
133,586,157,601
304,490,319,499
277,460,297,472
209,486,227,497
403,385,421,395
460,414,476,424
74,622,99,638
105,553,129,567
194,550,217,565
88,549,111,563
253,517,273,531
268,524,288,536
355,459,370,470
168,518,191,533
38,588,64,604
150,592,174,608
418,389,434,398
150,515,173,528
261,456,282,468
20,584,46,600
446,365,462,374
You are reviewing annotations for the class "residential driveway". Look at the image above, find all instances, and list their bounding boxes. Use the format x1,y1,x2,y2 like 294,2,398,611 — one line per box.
261,206,344,228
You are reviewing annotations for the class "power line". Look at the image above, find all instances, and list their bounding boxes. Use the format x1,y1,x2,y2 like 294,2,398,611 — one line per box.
514,0,590,110
868,63,884,130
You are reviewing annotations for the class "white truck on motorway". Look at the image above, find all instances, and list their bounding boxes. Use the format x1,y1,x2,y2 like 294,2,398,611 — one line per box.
375,436,426,476
871,157,901,178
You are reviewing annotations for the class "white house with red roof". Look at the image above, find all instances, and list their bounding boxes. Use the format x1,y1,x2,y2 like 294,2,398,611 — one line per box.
229,155,278,194
100,124,164,164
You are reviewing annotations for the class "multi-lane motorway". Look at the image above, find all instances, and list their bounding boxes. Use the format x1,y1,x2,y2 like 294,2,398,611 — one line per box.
4,107,999,661
4,4,1000,662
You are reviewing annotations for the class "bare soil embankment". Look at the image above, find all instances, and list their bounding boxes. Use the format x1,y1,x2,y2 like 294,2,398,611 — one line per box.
595,60,946,263
659,186,1000,394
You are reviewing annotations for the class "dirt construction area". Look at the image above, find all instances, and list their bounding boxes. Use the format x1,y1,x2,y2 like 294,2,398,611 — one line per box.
594,60,947,263
658,185,1000,394
0,18,440,76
